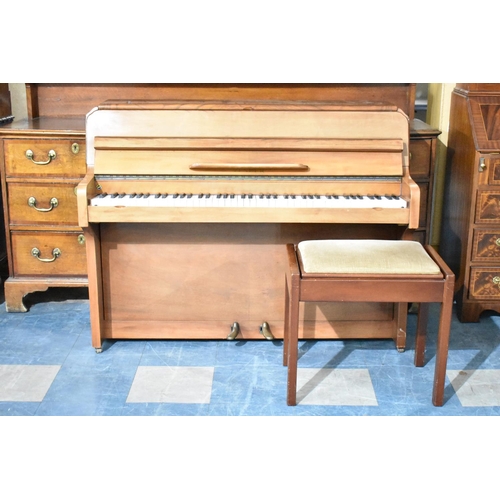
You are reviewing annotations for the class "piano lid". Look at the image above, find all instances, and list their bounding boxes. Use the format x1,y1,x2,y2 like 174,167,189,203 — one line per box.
85,100,410,167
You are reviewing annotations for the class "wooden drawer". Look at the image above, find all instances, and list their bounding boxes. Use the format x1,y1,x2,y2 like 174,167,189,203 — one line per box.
11,231,87,276
409,138,432,178
472,229,500,261
487,157,500,185
8,182,79,226
469,267,500,299
475,190,500,223
4,138,86,178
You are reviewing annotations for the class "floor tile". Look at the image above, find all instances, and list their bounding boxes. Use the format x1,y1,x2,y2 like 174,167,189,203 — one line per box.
126,366,214,403
448,369,500,406
296,368,378,405
0,364,60,402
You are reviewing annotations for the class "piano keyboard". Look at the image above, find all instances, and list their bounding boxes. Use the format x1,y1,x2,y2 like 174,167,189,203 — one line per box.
90,193,407,209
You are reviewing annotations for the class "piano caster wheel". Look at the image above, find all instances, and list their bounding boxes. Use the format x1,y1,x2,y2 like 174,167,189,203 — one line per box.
227,322,240,340
397,347,405,353
259,322,274,340
95,347,103,353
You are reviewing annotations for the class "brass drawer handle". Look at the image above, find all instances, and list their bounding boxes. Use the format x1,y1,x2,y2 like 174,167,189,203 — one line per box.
27,196,59,212
493,276,500,287
495,238,500,247
31,247,61,262
25,149,56,165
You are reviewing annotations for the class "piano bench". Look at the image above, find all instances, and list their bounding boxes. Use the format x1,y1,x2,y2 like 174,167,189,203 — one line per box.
283,240,455,407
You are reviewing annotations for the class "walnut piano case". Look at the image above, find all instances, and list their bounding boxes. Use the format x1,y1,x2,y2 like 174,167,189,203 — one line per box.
0,129,87,311
79,100,419,352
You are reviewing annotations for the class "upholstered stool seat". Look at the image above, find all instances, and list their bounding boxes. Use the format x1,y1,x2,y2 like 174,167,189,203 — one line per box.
284,239,455,406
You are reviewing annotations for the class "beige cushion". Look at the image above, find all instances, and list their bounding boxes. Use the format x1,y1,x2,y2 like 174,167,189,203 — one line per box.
297,240,442,275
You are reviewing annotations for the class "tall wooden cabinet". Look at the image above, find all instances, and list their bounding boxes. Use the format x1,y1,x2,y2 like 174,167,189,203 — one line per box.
441,83,500,322
0,83,440,312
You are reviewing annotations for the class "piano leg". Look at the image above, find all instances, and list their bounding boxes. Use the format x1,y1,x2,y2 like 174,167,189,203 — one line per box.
84,223,105,353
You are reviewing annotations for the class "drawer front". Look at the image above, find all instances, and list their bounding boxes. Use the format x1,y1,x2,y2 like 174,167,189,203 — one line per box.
409,138,431,178
8,183,79,226
487,157,500,185
469,267,500,299
11,231,87,276
472,229,500,261
4,139,86,178
475,191,500,223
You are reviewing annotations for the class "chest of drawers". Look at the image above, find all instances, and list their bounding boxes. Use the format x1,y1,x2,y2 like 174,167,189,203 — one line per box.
441,84,500,322
0,122,88,311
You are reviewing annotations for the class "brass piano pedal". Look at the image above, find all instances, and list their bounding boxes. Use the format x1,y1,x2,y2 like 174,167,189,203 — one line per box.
227,322,240,340
259,321,274,340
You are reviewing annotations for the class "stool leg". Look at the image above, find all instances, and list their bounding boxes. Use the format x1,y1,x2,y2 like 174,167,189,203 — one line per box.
394,303,408,352
414,303,429,367
432,279,454,406
287,279,300,406
283,275,290,367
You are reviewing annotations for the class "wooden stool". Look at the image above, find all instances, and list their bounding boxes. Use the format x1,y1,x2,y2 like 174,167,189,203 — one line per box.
284,240,455,406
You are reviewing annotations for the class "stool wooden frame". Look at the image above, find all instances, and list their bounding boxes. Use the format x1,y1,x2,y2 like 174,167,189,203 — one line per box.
283,243,455,406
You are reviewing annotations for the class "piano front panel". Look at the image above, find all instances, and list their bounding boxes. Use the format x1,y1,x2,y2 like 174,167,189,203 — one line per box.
94,149,404,177
99,222,399,340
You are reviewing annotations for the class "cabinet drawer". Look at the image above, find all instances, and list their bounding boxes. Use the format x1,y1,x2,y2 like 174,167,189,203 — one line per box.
8,183,79,226
4,139,85,178
475,191,500,223
469,267,500,299
472,229,500,261
11,231,87,276
409,138,432,178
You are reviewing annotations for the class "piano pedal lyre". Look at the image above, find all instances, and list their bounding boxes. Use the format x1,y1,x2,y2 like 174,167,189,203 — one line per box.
259,321,274,340
227,322,241,340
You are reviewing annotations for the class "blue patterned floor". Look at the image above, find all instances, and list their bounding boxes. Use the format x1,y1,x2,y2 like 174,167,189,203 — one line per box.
1,284,500,416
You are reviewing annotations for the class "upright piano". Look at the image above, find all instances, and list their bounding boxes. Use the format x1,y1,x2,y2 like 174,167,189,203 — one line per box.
78,100,418,352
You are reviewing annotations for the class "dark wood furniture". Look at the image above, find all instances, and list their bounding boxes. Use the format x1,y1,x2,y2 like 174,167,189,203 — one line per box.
441,83,500,322
283,241,454,406
0,84,440,314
